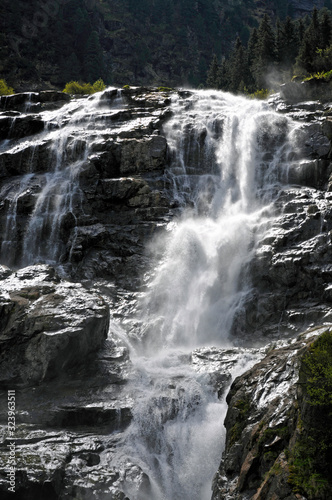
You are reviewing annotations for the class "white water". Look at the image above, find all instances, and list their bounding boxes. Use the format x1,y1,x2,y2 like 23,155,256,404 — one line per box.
111,91,296,500
0,89,124,266
0,89,299,499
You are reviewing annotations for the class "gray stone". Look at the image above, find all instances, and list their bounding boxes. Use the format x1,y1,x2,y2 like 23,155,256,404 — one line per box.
0,265,109,385
212,328,329,500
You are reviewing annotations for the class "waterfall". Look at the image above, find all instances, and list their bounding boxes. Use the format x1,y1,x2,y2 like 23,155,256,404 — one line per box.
0,88,300,499
0,91,116,266
137,91,292,350
111,91,295,499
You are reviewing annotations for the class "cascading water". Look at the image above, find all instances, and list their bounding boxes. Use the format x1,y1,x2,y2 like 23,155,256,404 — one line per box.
110,91,297,500
0,88,302,499
0,91,119,266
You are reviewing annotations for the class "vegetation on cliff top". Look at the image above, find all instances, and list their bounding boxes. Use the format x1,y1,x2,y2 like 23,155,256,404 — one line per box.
0,79,14,95
206,7,332,94
63,79,106,95
1,0,331,91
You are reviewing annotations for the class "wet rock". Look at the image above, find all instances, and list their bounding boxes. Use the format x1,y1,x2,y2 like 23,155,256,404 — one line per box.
280,79,332,104
287,159,331,188
39,91,71,104
100,177,149,202
212,327,330,500
0,92,39,112
191,346,264,397
0,264,11,279
119,135,167,175
52,405,132,430
0,264,109,385
0,115,44,141
0,139,52,177
0,91,70,113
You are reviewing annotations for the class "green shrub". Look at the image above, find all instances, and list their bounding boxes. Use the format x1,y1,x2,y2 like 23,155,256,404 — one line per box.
92,78,106,92
302,330,332,406
288,436,329,499
229,397,250,445
63,79,106,95
249,88,270,99
0,79,14,95
157,86,173,92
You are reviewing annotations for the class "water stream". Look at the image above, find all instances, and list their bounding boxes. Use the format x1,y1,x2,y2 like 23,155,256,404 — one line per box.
0,89,300,498
108,91,297,499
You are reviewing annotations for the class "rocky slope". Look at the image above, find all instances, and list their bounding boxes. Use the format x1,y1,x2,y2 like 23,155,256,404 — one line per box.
0,84,332,498
212,326,332,500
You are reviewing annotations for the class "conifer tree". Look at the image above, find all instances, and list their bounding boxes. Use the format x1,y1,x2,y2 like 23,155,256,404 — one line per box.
296,17,306,46
246,27,259,91
252,14,276,88
84,31,105,83
61,52,82,83
229,37,249,93
218,59,230,91
320,9,332,49
206,54,220,88
278,16,298,69
297,7,321,73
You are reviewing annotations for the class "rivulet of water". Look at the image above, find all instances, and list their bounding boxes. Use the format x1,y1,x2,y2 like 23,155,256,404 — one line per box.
0,89,123,266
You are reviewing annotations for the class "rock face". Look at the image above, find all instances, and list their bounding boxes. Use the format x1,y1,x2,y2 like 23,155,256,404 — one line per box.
0,87,172,286
0,264,109,385
228,91,332,342
0,87,174,500
1,86,332,499
212,327,332,500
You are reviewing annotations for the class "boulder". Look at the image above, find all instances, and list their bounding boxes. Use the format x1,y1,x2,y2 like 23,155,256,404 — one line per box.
280,79,332,104
0,91,70,113
119,136,167,175
0,265,109,385
0,115,44,141
212,327,332,500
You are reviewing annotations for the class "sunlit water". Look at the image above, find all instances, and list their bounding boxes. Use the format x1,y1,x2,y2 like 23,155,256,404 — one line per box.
109,91,298,500
0,89,300,499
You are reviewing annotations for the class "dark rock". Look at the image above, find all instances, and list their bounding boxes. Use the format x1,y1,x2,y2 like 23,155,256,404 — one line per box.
119,136,167,175
0,265,109,385
0,92,39,112
39,91,70,103
0,91,70,113
212,327,329,500
0,115,44,141
280,79,332,104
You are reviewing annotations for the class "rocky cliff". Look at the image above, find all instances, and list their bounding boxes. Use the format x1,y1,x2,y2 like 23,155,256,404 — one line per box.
212,326,332,500
0,85,332,499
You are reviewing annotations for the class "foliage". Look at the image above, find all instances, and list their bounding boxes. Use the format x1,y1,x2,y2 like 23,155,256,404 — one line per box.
288,331,332,499
0,79,14,95
157,86,174,92
288,435,330,499
301,330,332,406
207,7,332,95
84,31,105,83
258,426,290,449
229,397,250,446
63,79,106,95
249,88,270,99
92,79,107,92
